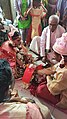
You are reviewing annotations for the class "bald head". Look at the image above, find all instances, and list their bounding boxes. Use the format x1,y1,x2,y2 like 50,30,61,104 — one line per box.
49,15,59,24
49,15,59,32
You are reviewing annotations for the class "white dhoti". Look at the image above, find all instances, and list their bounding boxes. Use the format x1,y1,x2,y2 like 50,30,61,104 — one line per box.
29,36,41,55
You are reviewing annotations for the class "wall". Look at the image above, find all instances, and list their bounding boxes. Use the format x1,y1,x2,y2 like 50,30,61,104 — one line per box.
10,0,16,21
0,0,16,21
0,0,12,20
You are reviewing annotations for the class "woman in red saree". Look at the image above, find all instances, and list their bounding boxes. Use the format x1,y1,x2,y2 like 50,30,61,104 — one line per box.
0,31,33,78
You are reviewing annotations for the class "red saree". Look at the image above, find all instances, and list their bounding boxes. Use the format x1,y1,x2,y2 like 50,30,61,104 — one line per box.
0,40,16,77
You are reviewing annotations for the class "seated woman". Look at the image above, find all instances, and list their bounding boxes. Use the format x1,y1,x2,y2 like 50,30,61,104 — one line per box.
0,31,33,78
0,59,51,119
36,33,67,109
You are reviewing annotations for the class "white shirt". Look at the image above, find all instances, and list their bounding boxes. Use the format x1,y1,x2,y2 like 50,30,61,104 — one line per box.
40,25,65,56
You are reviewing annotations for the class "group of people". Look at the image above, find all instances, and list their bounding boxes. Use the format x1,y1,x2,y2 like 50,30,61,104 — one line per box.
14,0,47,45
0,0,67,118
30,14,65,64
36,33,67,109
0,59,51,119
14,0,67,45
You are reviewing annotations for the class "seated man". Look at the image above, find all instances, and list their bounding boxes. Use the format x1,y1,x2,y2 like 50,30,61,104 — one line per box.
36,33,67,109
0,58,51,119
29,15,65,64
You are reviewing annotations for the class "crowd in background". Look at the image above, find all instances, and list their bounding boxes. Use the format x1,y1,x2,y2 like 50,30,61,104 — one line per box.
0,0,67,114
13,0,67,45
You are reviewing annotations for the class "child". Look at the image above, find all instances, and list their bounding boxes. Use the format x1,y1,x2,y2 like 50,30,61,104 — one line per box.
25,0,47,45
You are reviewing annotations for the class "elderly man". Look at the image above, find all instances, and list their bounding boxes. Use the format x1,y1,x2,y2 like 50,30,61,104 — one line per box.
30,15,65,63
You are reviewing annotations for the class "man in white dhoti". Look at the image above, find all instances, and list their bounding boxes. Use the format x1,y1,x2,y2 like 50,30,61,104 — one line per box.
29,15,65,64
